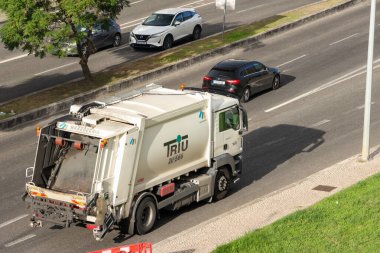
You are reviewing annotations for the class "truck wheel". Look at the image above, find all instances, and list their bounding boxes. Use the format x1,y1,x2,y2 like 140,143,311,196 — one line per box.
214,168,231,201
135,197,157,235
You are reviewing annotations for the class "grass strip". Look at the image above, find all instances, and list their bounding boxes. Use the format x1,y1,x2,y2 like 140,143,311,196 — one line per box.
213,173,380,253
0,0,349,121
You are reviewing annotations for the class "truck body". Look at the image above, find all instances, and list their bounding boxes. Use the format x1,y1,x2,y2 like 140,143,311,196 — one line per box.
24,84,247,240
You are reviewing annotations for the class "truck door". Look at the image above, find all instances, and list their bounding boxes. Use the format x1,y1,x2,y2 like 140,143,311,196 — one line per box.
214,106,242,157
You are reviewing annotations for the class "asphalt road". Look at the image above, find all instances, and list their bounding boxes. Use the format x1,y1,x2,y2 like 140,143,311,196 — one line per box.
0,0,320,103
1,1,380,252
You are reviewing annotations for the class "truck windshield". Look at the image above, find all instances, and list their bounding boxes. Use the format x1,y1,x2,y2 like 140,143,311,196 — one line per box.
50,134,99,194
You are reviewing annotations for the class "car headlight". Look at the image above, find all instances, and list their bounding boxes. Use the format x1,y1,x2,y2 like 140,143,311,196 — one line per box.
130,32,136,38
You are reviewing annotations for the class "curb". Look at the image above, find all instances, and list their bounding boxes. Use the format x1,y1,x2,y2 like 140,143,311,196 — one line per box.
0,0,363,130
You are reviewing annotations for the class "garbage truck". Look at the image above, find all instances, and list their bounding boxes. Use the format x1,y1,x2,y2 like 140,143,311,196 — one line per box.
24,84,247,240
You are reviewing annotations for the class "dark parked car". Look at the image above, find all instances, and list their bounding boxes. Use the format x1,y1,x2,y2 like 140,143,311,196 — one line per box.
202,59,281,102
60,19,122,56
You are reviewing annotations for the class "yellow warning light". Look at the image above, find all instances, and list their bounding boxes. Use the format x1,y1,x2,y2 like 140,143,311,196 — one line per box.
180,84,186,91
36,125,41,137
100,139,108,148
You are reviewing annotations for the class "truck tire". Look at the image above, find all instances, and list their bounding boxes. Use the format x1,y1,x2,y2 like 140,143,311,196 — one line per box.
214,167,231,201
135,197,157,235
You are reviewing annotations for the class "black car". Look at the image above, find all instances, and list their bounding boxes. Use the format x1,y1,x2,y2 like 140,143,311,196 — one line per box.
202,59,281,102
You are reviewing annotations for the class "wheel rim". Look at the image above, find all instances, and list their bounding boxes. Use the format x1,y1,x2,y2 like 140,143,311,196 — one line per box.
194,28,201,39
164,37,172,49
218,175,228,192
140,205,153,227
114,35,121,47
243,88,250,102
273,76,280,89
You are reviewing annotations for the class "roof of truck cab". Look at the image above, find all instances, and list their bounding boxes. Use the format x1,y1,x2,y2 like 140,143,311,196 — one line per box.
93,87,239,120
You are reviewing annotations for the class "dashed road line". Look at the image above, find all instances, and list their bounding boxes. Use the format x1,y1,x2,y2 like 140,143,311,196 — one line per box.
237,4,266,13
0,54,29,65
329,33,359,46
130,0,144,5
357,102,375,110
265,59,380,113
277,55,306,68
0,214,28,229
34,62,76,76
310,119,330,128
4,234,36,248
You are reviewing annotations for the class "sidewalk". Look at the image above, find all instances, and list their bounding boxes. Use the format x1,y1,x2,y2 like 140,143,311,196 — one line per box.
153,148,380,253
0,11,6,23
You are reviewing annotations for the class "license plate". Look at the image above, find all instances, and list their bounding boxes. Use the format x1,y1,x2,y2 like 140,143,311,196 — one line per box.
212,80,225,85
136,41,147,45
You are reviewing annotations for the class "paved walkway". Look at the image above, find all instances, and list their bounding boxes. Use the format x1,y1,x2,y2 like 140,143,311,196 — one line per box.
154,147,380,253
0,11,6,23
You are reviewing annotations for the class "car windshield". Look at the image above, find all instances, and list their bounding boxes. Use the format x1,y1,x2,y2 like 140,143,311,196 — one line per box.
143,14,174,26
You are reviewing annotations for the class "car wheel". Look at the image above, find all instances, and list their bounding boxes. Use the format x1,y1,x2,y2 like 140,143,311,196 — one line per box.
162,35,173,50
113,34,121,47
213,167,231,201
241,87,251,103
135,197,157,235
272,74,281,90
192,26,202,40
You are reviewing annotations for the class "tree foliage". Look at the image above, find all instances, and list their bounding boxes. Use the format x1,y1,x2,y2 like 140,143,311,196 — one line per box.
0,0,129,80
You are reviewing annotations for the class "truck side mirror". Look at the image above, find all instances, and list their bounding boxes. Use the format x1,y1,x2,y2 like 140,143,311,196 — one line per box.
240,106,248,132
26,167,34,179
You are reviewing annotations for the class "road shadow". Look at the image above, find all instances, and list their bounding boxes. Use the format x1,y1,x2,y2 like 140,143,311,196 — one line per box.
231,124,325,194
113,124,324,243
0,70,83,103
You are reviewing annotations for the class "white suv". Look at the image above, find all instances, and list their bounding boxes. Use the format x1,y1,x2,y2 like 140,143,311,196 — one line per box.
130,8,202,50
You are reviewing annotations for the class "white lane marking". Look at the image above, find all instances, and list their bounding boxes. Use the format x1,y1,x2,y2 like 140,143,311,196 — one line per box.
130,0,144,5
237,4,265,14
329,33,359,46
310,119,330,128
262,137,286,146
190,1,216,9
0,54,29,65
108,43,131,53
277,55,306,68
120,17,148,28
180,0,206,7
357,102,375,110
0,214,28,229
4,234,36,247
265,59,380,113
248,118,252,121
34,62,77,76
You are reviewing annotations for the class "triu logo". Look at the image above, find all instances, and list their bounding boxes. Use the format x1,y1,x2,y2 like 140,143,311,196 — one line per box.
164,135,189,157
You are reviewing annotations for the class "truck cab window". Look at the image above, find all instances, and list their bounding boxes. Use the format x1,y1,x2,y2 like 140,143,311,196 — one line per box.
219,107,240,132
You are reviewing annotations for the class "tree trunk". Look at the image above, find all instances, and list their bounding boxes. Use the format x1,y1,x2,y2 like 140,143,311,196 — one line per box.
79,57,92,81
77,41,93,81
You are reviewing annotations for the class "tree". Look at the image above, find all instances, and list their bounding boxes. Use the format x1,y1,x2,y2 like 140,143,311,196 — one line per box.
0,0,129,81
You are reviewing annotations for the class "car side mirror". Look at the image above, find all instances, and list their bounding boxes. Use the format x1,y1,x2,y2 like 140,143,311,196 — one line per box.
174,21,181,26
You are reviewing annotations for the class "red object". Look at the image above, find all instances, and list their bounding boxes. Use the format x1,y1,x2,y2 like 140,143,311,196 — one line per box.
74,141,84,150
226,79,241,85
86,224,100,231
55,137,65,146
203,76,213,81
87,243,152,253
159,183,175,197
